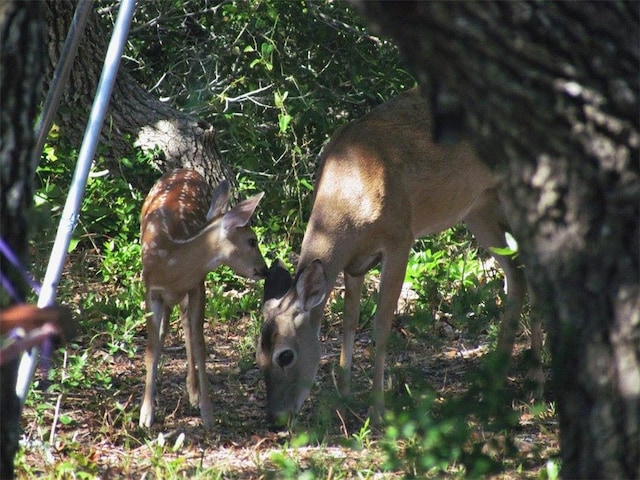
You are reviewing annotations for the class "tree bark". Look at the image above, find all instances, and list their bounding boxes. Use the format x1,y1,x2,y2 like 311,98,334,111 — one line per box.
0,1,45,478
0,0,44,293
350,1,639,478
45,0,231,187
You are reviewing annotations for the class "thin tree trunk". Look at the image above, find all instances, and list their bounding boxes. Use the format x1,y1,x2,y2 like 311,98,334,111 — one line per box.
0,1,46,478
350,1,639,478
45,0,231,187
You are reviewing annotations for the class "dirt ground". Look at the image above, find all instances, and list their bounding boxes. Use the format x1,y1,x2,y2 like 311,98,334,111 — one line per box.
17,270,559,479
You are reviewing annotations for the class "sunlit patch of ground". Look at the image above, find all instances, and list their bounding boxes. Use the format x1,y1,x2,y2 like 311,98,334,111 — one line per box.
17,254,558,479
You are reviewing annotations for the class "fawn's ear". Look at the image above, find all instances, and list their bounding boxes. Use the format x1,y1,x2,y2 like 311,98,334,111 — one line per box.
294,259,327,312
221,192,264,231
207,180,230,220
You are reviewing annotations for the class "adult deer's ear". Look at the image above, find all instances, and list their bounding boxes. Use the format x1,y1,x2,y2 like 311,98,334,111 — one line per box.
295,259,327,312
263,259,293,302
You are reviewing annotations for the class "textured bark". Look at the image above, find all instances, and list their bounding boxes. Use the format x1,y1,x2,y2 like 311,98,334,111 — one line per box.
0,1,45,478
350,1,639,478
45,0,231,186
0,0,44,295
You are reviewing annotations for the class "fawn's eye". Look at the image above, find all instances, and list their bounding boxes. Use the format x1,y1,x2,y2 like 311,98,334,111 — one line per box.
248,238,258,248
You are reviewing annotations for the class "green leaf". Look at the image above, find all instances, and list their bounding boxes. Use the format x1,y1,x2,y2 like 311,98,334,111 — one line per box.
59,414,73,425
489,245,518,257
299,178,314,191
260,42,274,58
278,113,292,133
545,459,561,480
68,237,80,253
274,90,288,108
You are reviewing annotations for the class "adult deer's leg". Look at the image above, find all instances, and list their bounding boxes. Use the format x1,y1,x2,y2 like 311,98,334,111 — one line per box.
370,242,412,418
525,288,545,397
140,290,171,427
338,272,365,396
465,191,531,380
183,282,215,428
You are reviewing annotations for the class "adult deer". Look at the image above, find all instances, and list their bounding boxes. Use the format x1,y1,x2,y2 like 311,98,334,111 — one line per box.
140,169,267,428
257,88,542,427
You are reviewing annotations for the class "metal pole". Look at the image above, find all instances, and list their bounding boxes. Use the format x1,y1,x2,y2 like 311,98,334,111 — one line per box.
16,0,138,405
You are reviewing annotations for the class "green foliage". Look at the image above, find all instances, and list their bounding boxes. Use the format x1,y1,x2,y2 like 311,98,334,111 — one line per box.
22,1,554,478
268,431,380,480
404,227,505,343
383,394,469,476
542,458,561,480
33,132,156,260
32,131,155,361
382,353,521,478
124,0,415,250
51,449,100,479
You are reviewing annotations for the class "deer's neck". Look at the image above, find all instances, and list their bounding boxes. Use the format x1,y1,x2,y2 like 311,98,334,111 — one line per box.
144,222,224,295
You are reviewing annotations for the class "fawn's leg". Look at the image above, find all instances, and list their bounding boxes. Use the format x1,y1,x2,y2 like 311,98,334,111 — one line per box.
140,290,171,427
181,291,197,407
182,282,215,428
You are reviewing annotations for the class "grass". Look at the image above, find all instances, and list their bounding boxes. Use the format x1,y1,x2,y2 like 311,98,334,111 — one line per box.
15,240,559,479
13,143,559,478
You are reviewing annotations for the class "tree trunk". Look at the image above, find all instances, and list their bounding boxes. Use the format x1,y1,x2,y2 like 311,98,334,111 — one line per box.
0,1,45,478
350,1,639,478
45,0,231,187
0,0,44,293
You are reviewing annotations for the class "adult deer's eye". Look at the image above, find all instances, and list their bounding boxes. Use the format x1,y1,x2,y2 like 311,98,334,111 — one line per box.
248,237,258,248
277,349,295,368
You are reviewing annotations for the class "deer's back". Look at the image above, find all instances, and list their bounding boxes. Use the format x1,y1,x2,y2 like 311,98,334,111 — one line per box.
141,169,212,246
310,89,497,243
